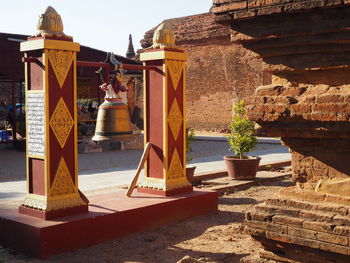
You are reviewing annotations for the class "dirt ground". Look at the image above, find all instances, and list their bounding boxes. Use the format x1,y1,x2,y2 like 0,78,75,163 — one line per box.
0,178,294,263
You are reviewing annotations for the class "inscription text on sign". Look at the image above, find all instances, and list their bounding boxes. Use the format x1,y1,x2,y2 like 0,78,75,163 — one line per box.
27,92,45,157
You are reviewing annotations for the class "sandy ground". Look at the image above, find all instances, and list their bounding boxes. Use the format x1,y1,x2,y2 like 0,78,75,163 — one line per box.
0,140,283,183
0,136,290,263
0,178,294,263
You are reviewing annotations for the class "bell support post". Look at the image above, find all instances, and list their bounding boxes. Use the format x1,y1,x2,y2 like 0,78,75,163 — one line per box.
20,36,88,220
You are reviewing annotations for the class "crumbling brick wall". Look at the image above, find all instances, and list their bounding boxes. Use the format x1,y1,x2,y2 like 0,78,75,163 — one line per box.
141,13,264,132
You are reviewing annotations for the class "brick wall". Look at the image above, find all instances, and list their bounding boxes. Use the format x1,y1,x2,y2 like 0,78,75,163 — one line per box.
211,0,347,22
141,13,263,131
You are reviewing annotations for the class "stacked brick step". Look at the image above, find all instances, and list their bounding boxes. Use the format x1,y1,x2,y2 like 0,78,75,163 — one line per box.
244,197,350,263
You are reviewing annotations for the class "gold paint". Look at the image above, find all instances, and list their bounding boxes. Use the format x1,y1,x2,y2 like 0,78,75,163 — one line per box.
140,176,190,191
152,23,175,49
49,98,74,148
167,60,183,90
22,195,48,210
22,193,86,211
142,62,149,177
163,63,168,178
27,155,45,159
44,50,49,196
168,99,183,140
168,149,183,179
36,6,68,38
20,39,80,52
51,157,75,196
24,52,30,194
47,49,74,88
166,177,191,191
140,50,188,62
183,64,187,177
140,177,166,190
21,36,86,212
73,53,78,192
139,48,189,193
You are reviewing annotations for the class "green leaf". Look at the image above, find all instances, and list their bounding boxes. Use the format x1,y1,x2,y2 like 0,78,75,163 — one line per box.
227,100,257,158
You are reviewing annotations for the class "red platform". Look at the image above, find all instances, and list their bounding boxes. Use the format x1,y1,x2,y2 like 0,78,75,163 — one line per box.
0,189,217,258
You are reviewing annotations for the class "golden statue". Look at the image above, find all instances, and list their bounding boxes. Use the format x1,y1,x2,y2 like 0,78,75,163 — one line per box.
151,23,176,49
36,6,69,38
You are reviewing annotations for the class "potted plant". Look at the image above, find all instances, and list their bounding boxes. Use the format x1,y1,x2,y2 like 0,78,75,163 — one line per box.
186,124,196,183
224,100,260,179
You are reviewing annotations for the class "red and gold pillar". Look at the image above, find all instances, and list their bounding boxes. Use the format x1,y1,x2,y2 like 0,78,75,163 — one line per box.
139,46,192,196
20,36,88,219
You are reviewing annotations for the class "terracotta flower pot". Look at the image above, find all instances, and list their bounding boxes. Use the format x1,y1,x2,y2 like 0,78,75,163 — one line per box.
186,166,196,183
223,156,261,179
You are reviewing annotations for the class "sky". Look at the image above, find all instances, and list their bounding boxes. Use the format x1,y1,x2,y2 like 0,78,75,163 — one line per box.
0,1,212,56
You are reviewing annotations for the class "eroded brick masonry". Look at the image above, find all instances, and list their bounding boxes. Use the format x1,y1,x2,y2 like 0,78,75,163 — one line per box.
141,13,265,131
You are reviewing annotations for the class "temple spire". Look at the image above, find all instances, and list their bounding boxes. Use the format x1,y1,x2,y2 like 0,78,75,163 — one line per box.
126,34,135,59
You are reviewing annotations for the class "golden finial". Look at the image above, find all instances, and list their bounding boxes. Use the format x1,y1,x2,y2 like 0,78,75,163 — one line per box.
151,23,176,49
36,6,69,38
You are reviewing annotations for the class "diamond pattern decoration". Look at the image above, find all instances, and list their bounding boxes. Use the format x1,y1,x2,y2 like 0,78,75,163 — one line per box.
168,99,183,140
168,148,183,179
50,98,74,148
48,49,74,88
51,157,75,196
167,60,183,90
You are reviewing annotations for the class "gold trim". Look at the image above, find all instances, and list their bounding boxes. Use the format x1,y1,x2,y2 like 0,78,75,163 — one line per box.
168,148,183,179
47,49,74,88
166,177,191,191
50,157,76,196
143,62,148,177
27,90,45,94
163,62,168,178
140,177,166,190
22,193,86,211
24,52,29,194
140,49,189,191
166,60,184,90
140,176,190,191
73,53,78,192
20,39,80,52
44,50,49,196
140,50,188,62
49,97,74,148
183,64,187,177
168,98,183,140
27,154,45,159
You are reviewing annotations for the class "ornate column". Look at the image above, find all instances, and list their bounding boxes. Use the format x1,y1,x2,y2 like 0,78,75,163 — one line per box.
19,6,88,219
139,24,192,196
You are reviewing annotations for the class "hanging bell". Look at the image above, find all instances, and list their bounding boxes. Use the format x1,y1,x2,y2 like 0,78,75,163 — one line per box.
92,97,133,142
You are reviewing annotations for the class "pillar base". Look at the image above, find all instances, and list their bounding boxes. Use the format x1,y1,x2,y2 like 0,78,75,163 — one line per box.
137,185,193,196
19,204,89,220
1,189,217,258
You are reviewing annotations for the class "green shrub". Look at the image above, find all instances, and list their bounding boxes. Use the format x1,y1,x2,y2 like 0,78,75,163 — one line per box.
186,124,195,162
228,100,257,159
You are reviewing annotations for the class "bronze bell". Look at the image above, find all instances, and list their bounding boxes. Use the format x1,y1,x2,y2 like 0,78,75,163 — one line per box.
92,97,133,142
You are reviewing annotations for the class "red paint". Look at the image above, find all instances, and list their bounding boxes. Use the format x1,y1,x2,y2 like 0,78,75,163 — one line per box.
29,57,43,91
138,185,193,196
47,60,76,186
1,190,217,258
145,60,164,179
167,68,185,166
76,60,157,72
29,158,45,195
19,205,88,220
